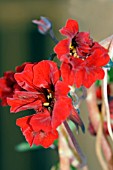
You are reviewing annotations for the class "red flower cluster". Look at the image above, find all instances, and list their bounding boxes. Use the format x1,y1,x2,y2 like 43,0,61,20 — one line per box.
54,19,110,88
7,60,84,148
0,18,110,149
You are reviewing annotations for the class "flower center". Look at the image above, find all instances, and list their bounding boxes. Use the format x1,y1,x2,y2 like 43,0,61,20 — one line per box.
69,37,80,58
69,36,90,60
43,88,55,112
69,43,79,58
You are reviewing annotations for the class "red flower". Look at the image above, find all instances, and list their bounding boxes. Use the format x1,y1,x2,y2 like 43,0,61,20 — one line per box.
7,60,84,147
0,62,30,106
54,19,93,60
0,71,20,106
54,19,110,88
7,61,71,128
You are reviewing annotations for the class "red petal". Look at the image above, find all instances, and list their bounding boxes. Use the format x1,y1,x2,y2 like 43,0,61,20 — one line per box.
16,62,31,73
16,115,32,128
16,114,58,148
73,66,104,88
69,108,85,132
55,81,70,97
15,64,35,91
30,111,51,132
82,67,104,88
61,53,107,88
7,91,43,113
33,130,58,148
54,39,70,61
60,62,75,86
74,69,85,88
52,97,72,129
76,32,92,46
16,115,34,146
60,19,79,38
61,61,85,88
86,48,110,67
33,60,60,88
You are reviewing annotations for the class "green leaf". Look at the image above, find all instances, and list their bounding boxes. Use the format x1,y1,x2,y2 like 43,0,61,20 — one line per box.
51,163,77,170
53,139,58,147
68,120,76,131
51,162,59,170
15,140,58,152
70,165,77,170
15,142,42,152
95,80,102,86
108,67,113,82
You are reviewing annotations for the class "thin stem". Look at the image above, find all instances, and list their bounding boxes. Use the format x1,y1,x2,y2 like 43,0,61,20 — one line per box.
49,29,59,44
63,121,87,169
103,68,113,141
48,53,56,60
96,114,108,170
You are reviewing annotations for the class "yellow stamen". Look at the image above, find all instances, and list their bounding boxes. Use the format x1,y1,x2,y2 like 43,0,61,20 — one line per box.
69,43,79,58
43,102,50,106
47,93,52,99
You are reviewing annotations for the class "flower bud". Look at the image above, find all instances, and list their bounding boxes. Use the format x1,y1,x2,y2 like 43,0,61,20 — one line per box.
32,16,52,35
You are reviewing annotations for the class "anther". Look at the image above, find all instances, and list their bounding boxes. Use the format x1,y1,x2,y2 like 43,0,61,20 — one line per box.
43,102,50,106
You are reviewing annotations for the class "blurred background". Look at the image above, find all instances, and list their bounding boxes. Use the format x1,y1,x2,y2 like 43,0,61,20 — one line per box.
0,0,113,170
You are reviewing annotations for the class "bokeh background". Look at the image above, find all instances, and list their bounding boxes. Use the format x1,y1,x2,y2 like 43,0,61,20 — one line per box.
0,0,113,170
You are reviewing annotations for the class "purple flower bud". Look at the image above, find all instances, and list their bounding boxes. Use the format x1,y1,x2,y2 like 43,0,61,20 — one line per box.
32,16,52,35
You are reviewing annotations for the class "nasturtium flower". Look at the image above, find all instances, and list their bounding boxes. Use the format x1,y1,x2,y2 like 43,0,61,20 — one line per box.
0,71,16,106
54,19,110,88
0,62,30,106
7,60,72,129
7,60,84,147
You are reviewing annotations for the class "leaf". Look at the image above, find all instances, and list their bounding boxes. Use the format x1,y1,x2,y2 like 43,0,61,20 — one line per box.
108,67,113,82
15,140,58,152
70,165,77,170
50,162,59,170
95,80,102,86
15,142,42,152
